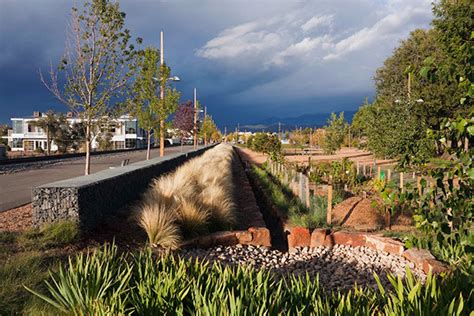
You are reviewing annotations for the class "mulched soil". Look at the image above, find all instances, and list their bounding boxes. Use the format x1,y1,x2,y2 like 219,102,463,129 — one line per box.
332,196,414,231
0,204,33,232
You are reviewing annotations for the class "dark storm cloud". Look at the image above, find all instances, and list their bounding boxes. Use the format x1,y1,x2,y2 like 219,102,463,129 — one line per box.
0,0,433,126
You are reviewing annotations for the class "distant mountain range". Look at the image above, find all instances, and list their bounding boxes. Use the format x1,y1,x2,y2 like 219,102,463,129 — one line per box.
237,111,355,132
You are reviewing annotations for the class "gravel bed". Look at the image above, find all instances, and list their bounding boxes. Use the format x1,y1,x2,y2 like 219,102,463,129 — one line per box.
180,244,426,291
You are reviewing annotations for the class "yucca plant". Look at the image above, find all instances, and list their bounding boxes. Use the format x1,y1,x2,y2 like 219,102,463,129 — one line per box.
25,244,131,315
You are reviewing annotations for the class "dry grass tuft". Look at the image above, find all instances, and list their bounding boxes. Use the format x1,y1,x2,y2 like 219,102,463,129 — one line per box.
138,203,181,249
175,200,210,237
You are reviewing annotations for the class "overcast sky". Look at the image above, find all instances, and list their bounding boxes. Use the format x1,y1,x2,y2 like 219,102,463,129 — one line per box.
0,0,434,127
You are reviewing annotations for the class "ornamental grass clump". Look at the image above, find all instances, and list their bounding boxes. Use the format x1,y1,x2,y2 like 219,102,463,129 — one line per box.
138,144,237,247
138,203,181,249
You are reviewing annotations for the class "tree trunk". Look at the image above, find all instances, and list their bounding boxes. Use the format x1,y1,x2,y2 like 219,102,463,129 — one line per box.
46,127,50,156
146,129,151,160
85,124,91,175
180,136,184,152
160,119,165,157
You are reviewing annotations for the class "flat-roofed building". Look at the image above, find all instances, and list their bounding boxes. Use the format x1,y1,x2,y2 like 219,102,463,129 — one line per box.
4,112,148,152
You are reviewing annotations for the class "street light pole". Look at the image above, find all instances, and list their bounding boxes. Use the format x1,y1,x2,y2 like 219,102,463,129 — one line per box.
193,88,198,149
159,31,166,157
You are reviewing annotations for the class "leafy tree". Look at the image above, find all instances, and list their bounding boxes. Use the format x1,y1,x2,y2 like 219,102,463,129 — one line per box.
0,124,10,147
41,0,140,174
323,112,348,154
289,128,311,149
251,133,282,160
431,0,473,105
30,110,62,155
129,47,161,160
173,100,194,149
97,131,113,151
353,0,472,164
54,121,85,153
199,115,219,145
373,28,461,128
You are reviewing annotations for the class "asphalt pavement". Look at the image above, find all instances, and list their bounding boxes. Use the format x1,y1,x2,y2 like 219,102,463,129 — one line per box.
0,146,194,212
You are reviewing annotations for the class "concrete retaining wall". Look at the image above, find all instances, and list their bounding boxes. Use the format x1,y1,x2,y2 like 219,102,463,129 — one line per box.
32,145,217,230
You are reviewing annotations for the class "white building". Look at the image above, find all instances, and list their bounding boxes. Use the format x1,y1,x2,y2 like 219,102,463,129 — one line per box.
5,112,148,152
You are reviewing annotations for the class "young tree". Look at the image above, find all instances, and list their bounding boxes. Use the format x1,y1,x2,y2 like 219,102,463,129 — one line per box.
200,115,218,145
173,100,194,150
156,63,180,156
129,47,161,160
30,110,61,155
323,112,348,154
41,0,140,174
54,121,86,153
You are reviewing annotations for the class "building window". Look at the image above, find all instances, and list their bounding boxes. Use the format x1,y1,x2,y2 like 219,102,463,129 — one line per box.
125,121,137,134
12,138,22,148
125,139,136,148
24,140,34,151
12,120,23,134
114,141,125,149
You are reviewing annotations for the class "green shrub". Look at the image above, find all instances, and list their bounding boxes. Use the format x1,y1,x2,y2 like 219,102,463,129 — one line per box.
0,252,50,315
28,244,472,315
20,221,79,249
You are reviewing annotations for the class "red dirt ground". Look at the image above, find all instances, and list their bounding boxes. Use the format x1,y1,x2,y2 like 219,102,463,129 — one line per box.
0,204,32,232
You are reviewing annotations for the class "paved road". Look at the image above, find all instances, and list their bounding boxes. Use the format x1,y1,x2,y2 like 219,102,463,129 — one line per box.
0,146,194,212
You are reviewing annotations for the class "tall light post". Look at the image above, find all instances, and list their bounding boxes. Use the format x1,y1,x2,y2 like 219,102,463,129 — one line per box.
159,31,165,157
156,31,180,157
193,88,197,149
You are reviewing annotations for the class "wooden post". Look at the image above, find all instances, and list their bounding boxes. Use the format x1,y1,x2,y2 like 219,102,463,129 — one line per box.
377,165,381,179
429,180,435,209
356,161,360,175
399,172,404,193
305,175,310,208
417,175,422,196
385,207,391,229
387,169,392,182
327,183,333,225
363,165,366,176
299,173,305,202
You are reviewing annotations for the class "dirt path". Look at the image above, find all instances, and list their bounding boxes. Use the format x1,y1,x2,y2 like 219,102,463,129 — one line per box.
235,147,267,166
285,147,396,166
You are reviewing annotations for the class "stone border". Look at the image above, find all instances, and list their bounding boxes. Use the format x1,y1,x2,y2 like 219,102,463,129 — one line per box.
285,226,449,274
180,227,272,249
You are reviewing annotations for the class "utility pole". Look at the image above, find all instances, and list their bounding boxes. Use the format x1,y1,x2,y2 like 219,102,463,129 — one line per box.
159,31,165,157
193,88,198,149
203,106,208,145
237,123,240,144
278,122,281,141
348,125,351,148
224,126,227,142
